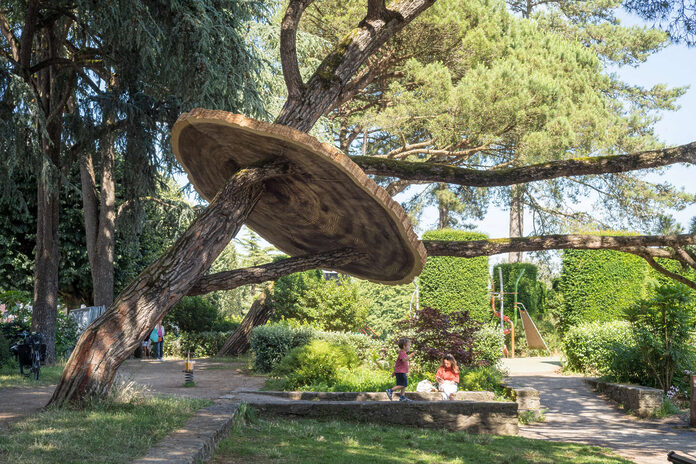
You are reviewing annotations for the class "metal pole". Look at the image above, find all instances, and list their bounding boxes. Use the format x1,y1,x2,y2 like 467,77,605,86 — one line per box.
498,267,504,331
513,269,525,328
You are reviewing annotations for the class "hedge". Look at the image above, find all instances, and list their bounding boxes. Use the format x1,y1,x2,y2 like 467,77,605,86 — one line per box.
162,330,238,358
492,262,546,317
558,235,648,332
420,229,490,322
562,320,645,383
250,324,381,373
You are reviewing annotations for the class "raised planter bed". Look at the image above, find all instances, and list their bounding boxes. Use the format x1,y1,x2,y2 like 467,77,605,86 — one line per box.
585,378,663,417
229,391,518,435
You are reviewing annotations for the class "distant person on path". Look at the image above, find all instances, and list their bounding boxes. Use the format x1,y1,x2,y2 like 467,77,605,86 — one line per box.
435,354,459,400
150,323,165,360
386,337,415,402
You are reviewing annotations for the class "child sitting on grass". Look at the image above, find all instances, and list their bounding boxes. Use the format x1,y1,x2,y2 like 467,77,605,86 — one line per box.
386,337,415,402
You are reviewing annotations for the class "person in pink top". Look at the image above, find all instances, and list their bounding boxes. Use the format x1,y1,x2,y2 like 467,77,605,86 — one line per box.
435,354,460,400
386,337,415,402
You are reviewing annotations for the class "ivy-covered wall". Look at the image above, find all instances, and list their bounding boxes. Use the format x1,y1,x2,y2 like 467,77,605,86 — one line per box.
420,229,490,322
558,246,648,333
492,262,546,317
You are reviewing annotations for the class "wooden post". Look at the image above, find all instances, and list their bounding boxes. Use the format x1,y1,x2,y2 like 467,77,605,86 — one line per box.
690,374,696,427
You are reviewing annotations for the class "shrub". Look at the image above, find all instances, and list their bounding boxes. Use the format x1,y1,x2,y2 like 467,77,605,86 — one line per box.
272,340,359,389
473,326,504,367
271,268,323,322
358,280,413,339
0,330,10,367
313,330,381,364
298,277,369,331
420,229,490,322
459,366,505,393
165,296,220,333
250,324,314,372
492,263,546,317
163,330,237,358
558,238,648,333
396,306,482,367
625,283,696,392
562,320,645,382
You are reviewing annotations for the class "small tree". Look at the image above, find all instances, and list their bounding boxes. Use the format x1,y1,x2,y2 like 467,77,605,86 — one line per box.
297,277,369,332
625,283,696,393
397,306,482,368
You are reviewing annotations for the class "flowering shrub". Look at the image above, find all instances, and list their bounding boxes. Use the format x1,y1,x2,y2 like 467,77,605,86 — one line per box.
396,307,482,367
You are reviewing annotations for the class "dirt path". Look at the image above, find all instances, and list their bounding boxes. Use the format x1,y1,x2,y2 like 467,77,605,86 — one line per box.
0,357,266,430
503,357,696,464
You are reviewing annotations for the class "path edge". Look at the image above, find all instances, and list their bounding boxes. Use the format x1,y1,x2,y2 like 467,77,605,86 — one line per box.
131,401,240,464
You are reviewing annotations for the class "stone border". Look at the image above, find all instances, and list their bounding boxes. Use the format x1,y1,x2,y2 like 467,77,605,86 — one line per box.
502,385,541,413
131,402,240,464
234,390,495,402
245,398,518,435
585,378,663,417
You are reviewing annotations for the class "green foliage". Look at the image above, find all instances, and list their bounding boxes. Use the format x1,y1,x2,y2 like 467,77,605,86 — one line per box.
473,326,505,367
163,331,238,358
272,340,359,389
357,280,413,339
492,263,546,317
312,330,381,364
562,321,645,383
165,296,220,333
0,330,10,367
0,291,78,357
420,229,490,322
458,366,506,393
272,274,369,332
625,283,696,392
271,268,323,322
250,324,314,372
558,241,648,333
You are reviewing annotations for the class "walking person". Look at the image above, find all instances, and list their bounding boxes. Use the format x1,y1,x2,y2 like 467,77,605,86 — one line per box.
386,337,415,402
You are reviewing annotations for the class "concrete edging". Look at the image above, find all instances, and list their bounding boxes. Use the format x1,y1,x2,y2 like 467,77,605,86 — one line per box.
585,378,663,417
237,390,495,402
131,402,240,464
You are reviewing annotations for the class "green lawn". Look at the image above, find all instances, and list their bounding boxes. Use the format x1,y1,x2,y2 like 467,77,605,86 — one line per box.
210,416,633,464
0,362,65,388
0,392,211,464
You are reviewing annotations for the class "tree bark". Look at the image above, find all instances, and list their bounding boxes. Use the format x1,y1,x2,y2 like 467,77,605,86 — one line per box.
217,285,274,356
32,25,63,363
351,141,696,187
49,163,287,405
508,185,523,263
188,248,362,296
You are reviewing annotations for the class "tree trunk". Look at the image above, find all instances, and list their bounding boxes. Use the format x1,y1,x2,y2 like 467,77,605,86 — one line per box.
49,163,286,405
508,185,523,263
32,25,62,363
94,132,116,307
217,285,273,356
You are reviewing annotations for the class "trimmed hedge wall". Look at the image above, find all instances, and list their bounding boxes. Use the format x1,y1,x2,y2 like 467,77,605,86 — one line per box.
420,229,490,322
492,263,545,317
558,242,648,333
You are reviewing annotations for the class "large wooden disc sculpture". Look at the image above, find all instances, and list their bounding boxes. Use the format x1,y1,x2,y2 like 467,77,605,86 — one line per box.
171,108,426,284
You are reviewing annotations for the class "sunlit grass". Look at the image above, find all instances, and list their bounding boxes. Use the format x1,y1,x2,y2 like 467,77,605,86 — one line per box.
0,362,65,388
0,387,211,464
210,416,633,464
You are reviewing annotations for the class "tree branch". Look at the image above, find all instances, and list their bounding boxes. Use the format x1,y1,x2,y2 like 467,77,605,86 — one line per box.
280,0,313,101
275,0,437,132
352,141,696,186
422,233,696,258
187,248,363,296
19,0,38,71
639,253,696,291
0,13,19,62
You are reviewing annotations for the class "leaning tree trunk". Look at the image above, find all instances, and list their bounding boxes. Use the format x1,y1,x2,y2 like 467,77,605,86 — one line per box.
49,165,285,405
217,285,274,356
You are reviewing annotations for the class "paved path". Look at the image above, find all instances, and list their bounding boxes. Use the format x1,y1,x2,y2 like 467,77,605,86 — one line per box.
503,357,696,464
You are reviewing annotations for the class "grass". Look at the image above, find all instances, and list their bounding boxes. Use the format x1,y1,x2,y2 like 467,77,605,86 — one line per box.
0,361,65,388
519,408,547,424
0,380,211,464
210,416,633,464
